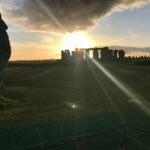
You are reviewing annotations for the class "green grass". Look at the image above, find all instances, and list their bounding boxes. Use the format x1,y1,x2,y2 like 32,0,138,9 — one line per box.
0,61,149,150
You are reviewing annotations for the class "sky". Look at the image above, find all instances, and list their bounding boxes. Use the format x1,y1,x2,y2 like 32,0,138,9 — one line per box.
0,0,150,60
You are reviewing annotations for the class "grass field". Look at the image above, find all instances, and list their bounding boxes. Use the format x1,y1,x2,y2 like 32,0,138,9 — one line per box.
0,60,149,150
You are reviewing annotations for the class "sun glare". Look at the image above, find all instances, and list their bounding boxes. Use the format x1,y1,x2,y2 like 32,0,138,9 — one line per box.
61,31,94,51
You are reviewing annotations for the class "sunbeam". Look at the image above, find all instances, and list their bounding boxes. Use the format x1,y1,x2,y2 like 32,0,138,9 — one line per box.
86,58,124,122
85,52,150,116
36,0,67,33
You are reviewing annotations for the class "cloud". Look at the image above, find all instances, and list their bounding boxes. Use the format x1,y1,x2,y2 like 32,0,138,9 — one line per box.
1,0,150,32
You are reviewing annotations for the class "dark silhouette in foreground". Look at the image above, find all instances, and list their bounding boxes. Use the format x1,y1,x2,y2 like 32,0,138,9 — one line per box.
0,13,11,89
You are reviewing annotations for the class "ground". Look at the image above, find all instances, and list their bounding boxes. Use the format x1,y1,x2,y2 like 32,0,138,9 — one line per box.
0,61,149,150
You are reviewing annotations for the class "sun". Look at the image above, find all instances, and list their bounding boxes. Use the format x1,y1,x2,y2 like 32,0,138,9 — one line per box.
61,31,94,51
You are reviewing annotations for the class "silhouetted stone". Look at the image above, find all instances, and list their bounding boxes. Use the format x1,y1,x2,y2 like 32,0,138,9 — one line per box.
101,47,113,60
61,50,65,60
118,50,125,60
61,50,71,61
114,50,118,60
85,49,90,59
93,49,99,59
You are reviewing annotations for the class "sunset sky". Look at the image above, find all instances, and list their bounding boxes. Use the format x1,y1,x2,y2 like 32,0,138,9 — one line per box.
0,0,150,60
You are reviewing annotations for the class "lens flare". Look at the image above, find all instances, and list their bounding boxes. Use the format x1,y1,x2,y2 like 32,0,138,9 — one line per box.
67,102,81,109
72,104,76,109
